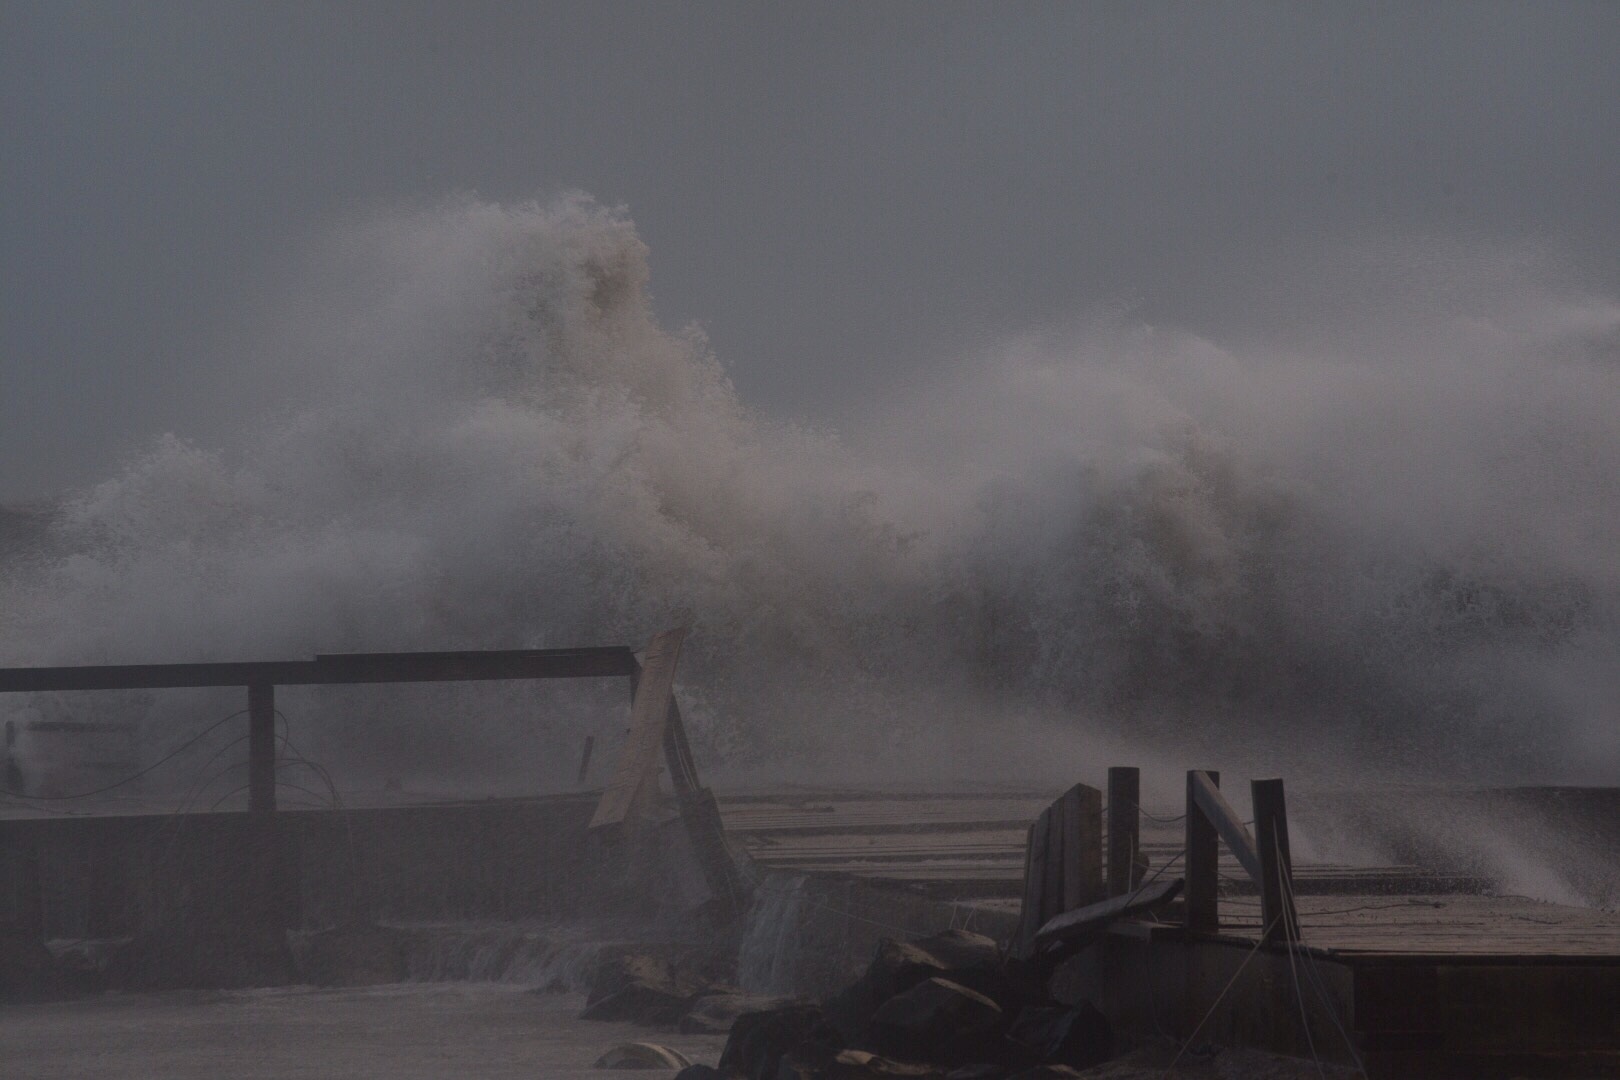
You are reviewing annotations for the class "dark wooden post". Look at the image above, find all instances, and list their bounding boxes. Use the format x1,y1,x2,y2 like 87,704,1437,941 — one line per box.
1251,777,1300,944
248,683,276,815
1056,782,1103,912
1015,810,1051,958
1107,766,1140,897
1185,769,1220,934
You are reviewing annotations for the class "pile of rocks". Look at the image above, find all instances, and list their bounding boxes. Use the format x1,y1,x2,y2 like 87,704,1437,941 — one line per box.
664,929,1114,1080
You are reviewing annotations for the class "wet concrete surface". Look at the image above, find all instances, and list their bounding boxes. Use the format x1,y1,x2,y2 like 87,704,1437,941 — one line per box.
2,984,727,1080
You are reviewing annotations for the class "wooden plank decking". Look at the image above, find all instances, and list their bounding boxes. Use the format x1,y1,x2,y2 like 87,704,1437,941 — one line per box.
717,789,1620,962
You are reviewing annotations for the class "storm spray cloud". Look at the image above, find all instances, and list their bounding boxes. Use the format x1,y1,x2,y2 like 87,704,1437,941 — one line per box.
1,197,1617,788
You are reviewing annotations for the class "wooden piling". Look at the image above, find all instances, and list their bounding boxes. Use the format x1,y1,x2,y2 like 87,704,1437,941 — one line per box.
1107,766,1140,897
1015,810,1051,957
1058,782,1104,909
1251,777,1300,944
1185,769,1220,934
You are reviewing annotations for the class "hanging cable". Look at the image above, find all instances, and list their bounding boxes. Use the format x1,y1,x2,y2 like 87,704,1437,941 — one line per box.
1277,844,1370,1078
1,708,249,800
1162,910,1282,1076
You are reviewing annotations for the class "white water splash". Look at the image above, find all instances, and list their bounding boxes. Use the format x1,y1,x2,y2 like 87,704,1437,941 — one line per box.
2,196,1617,791
737,874,810,996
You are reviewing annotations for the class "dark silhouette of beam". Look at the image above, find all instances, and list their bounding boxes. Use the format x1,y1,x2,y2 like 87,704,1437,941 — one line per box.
0,647,638,693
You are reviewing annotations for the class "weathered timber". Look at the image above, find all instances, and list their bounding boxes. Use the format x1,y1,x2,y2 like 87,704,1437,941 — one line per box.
1189,769,1262,883
1059,782,1104,910
590,628,687,831
1107,766,1140,898
663,695,747,919
1034,876,1183,951
1185,770,1220,934
1014,782,1104,957
1250,777,1300,944
662,698,701,796
1016,810,1052,957
1041,803,1065,925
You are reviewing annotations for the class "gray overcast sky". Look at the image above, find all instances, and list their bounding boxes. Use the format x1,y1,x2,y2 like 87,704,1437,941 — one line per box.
3,1,1617,499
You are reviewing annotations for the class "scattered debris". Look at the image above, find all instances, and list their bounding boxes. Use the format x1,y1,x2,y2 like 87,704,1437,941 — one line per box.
680,927,1117,1079
1031,879,1181,955
866,977,1002,1064
824,930,1014,1043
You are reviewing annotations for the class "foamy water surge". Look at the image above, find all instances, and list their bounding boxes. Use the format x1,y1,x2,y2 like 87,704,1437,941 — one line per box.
2,196,1616,799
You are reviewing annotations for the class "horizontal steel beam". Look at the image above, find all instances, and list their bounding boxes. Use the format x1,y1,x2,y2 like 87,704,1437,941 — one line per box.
0,646,638,693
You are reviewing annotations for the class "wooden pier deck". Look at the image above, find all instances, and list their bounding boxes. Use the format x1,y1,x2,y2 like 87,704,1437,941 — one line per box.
718,786,1620,1077
717,790,1493,901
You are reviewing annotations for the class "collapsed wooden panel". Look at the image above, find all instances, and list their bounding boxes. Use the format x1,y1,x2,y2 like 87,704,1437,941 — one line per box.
589,628,687,831
1014,782,1103,957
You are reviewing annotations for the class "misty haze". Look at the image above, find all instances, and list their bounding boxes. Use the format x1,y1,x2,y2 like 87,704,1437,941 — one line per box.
2,5,1617,1079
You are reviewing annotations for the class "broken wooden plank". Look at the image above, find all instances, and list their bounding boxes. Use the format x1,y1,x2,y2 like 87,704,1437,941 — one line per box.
1106,766,1140,898
590,628,688,831
663,695,748,922
1015,810,1051,957
1034,876,1184,951
1189,769,1262,884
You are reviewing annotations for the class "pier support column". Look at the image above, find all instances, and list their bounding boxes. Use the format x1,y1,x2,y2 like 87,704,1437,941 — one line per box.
1107,766,1140,897
1185,770,1220,934
1251,778,1300,944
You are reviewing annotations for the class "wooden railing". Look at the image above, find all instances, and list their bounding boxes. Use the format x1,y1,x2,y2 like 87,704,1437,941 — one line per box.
1186,769,1300,943
1017,765,1302,956
0,631,747,932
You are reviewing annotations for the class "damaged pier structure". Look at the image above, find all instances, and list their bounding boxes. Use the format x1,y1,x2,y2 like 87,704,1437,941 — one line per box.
723,774,1620,1077
3,637,1618,1077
